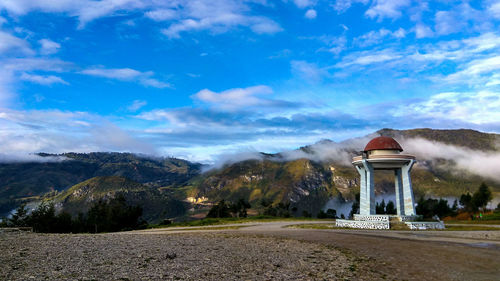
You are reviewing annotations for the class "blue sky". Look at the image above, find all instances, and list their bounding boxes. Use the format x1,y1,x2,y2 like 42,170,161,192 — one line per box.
0,0,499,162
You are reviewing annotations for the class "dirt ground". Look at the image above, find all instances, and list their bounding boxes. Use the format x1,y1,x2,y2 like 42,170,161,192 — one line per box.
135,221,500,281
1,221,499,281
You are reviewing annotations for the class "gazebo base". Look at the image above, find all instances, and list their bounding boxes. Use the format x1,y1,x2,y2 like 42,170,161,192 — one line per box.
336,214,445,230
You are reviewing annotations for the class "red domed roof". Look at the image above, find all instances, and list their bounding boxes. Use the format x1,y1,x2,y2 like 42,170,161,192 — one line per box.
364,136,403,152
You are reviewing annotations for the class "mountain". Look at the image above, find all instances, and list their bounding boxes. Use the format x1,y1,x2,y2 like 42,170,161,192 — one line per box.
188,128,500,216
195,158,340,216
0,152,201,215
50,176,187,223
377,128,500,151
1,128,499,220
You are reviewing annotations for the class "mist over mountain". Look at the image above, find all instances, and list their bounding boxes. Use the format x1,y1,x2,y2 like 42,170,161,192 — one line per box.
1,128,499,221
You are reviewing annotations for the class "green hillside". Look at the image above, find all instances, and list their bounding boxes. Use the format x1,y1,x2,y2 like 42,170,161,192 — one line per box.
52,176,187,223
0,152,200,215
195,158,338,216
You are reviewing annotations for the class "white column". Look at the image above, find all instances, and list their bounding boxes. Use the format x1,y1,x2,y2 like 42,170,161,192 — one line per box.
402,160,416,216
362,160,375,215
394,168,404,216
355,165,367,215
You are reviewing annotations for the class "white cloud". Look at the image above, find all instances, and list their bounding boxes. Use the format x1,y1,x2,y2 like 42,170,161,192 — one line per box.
20,73,68,85
81,67,170,88
490,1,500,19
301,35,346,55
305,9,317,19
0,69,14,107
332,0,369,13
392,91,500,125
365,0,411,20
145,8,177,21
335,49,401,67
250,18,283,34
38,38,60,55
293,0,315,9
434,10,462,36
403,138,500,182
161,1,282,38
291,60,329,82
0,16,6,25
0,0,147,28
0,0,280,37
415,24,433,38
445,55,500,84
127,100,147,111
2,58,72,72
82,67,142,79
192,85,279,109
0,108,155,155
354,28,405,47
0,30,33,54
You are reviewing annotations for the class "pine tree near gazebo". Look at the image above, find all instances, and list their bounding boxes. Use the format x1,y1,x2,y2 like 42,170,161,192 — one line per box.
472,183,493,211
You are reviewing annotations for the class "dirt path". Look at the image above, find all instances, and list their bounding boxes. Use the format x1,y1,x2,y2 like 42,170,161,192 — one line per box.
134,221,500,281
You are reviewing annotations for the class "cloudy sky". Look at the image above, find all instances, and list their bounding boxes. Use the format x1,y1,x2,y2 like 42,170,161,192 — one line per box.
0,0,499,162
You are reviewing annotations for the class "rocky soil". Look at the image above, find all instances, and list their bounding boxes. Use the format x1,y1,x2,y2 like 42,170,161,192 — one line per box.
0,230,381,280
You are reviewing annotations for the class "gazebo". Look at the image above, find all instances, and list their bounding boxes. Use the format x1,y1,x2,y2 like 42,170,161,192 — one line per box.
336,136,444,230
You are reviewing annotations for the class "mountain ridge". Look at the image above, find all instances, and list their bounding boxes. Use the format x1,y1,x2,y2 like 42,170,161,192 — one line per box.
1,128,499,220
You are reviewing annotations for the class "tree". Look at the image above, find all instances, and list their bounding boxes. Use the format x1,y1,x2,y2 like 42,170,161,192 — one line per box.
472,183,493,211
86,195,144,233
459,193,474,212
317,209,336,219
349,193,360,219
416,197,454,219
376,200,386,214
302,210,311,218
263,202,290,218
29,202,57,233
206,200,232,218
317,210,327,219
326,208,337,218
230,199,251,218
385,201,396,214
9,203,30,227
451,199,458,212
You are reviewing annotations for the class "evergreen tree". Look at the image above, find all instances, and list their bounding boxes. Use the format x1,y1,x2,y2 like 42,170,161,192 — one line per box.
385,200,396,214
459,193,474,212
9,203,30,227
472,182,493,211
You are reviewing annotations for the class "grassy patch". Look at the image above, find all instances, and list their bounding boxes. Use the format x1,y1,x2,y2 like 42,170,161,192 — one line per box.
153,225,251,231
441,225,500,231
287,223,333,229
149,215,329,228
444,220,500,225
